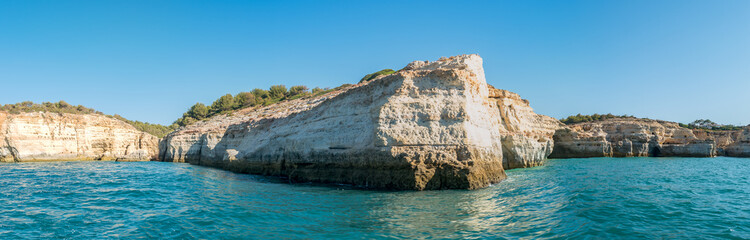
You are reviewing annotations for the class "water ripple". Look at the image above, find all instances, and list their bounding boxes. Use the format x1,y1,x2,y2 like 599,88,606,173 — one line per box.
1,157,749,239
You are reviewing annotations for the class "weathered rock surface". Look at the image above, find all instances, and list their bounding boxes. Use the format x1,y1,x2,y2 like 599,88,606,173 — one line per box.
549,118,750,158
0,112,159,162
693,128,750,157
160,54,559,190
488,87,564,169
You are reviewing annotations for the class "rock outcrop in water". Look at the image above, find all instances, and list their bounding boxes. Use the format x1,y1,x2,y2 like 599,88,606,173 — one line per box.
692,128,750,157
0,112,159,162
159,54,560,190
488,87,564,169
549,118,750,158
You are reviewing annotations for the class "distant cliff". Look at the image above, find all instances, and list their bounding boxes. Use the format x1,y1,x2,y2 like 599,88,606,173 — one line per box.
693,128,750,157
0,111,159,162
549,118,750,158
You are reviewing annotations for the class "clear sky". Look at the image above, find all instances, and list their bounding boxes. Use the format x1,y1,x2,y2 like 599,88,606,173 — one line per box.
1,0,748,125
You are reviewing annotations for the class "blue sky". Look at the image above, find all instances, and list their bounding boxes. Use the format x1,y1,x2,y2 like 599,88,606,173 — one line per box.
1,0,748,125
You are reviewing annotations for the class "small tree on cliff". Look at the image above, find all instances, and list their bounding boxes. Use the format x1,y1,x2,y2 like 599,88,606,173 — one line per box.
268,85,287,99
57,100,71,109
311,87,324,95
689,119,719,129
234,92,257,109
252,88,269,99
187,103,209,119
288,85,308,97
177,116,197,126
210,94,235,114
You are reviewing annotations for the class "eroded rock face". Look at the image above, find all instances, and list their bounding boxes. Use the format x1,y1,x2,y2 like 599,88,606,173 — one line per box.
488,87,564,169
160,54,515,190
549,118,723,158
0,112,159,162
693,128,750,157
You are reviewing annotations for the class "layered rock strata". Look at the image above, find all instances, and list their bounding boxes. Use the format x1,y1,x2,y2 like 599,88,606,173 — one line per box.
549,118,750,158
0,112,159,162
161,55,558,190
488,87,564,169
693,128,750,157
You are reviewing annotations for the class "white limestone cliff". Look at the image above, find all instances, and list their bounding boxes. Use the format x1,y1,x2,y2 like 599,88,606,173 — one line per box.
549,118,719,158
161,55,566,190
488,87,564,169
0,112,158,162
694,127,750,157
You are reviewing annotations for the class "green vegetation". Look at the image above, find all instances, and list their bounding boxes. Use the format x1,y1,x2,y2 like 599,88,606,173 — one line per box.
8,68,398,134
0,101,174,138
234,92,256,108
679,119,745,131
560,113,635,124
211,94,236,114
173,82,360,127
310,84,353,98
268,85,288,99
289,85,308,96
0,101,102,115
111,115,175,138
311,87,324,95
560,115,747,131
359,69,396,83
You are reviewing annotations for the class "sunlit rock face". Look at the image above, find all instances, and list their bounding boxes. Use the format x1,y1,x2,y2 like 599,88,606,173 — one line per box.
549,118,718,158
160,54,519,190
693,127,750,157
0,112,158,162
488,87,564,169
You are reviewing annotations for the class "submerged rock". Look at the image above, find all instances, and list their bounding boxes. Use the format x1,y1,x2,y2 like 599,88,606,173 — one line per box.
0,112,158,162
161,54,563,190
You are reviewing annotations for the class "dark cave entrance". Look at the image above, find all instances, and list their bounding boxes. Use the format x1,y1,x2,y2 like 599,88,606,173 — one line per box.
650,146,662,157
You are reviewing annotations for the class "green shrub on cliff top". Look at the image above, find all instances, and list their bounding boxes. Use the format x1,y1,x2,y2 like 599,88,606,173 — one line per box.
210,94,236,114
560,113,634,124
0,101,101,115
174,84,312,127
311,87,324,95
111,114,175,138
0,101,174,138
172,78,371,128
268,85,288,99
680,119,744,131
234,92,256,108
252,88,269,99
288,85,308,96
188,103,209,119
359,69,396,83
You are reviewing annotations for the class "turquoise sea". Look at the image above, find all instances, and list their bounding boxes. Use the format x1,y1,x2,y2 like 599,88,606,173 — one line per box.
1,157,749,239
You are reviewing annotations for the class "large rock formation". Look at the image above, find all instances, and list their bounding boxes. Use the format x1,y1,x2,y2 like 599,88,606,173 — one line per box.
488,87,564,169
693,127,750,157
548,118,750,158
160,55,558,190
0,112,159,162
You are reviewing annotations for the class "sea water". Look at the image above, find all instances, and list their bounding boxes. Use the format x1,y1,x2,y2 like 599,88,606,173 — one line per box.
1,157,748,239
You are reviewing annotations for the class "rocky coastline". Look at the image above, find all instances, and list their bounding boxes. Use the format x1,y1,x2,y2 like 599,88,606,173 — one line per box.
0,111,158,162
159,55,515,190
549,118,750,159
2,54,748,190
